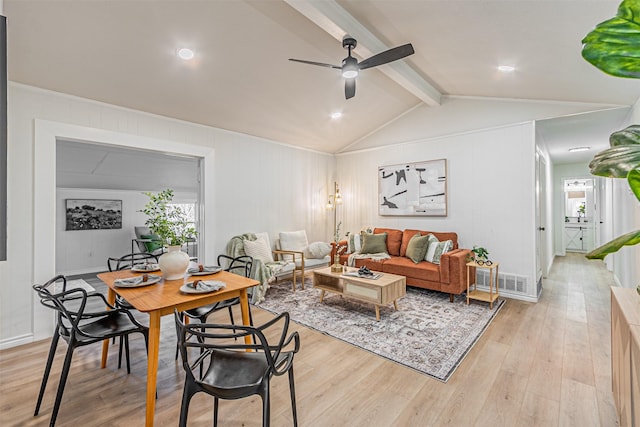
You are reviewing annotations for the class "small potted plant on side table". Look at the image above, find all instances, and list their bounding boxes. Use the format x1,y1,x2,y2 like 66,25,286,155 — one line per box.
140,189,197,280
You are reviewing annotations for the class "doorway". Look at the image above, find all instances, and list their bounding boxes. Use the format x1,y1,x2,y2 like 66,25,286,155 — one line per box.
563,178,596,253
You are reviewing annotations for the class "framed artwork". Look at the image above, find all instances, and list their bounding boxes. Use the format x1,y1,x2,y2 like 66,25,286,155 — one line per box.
65,199,122,230
378,159,447,216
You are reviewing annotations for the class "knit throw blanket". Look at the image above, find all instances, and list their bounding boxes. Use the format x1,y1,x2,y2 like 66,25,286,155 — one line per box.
226,233,290,304
346,251,391,267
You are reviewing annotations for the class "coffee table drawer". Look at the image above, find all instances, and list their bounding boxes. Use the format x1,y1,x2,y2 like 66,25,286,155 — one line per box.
344,282,380,303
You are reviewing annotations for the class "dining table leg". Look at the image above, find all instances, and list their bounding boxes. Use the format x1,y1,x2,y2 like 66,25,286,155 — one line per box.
145,311,161,427
239,289,252,345
101,288,116,369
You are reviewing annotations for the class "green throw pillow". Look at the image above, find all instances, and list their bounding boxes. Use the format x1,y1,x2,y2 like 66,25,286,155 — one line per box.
405,233,431,263
140,234,163,252
360,232,388,254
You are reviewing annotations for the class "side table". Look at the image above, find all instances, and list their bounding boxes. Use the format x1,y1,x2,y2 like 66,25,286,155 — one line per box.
466,260,499,309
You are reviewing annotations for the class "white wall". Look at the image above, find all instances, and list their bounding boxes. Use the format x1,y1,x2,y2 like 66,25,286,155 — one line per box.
1,83,334,348
337,122,539,301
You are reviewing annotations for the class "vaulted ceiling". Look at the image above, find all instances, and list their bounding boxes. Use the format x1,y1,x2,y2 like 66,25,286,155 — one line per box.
5,1,640,158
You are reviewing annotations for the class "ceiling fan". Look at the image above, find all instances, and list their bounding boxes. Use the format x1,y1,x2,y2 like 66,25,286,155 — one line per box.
289,35,415,100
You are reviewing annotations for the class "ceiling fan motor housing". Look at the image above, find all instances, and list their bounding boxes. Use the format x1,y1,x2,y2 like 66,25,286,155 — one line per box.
342,36,357,50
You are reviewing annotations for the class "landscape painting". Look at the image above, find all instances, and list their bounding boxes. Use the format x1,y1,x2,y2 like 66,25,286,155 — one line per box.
378,159,447,216
65,199,122,230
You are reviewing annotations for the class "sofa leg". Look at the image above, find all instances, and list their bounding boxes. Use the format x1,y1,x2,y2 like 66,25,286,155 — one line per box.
449,293,454,303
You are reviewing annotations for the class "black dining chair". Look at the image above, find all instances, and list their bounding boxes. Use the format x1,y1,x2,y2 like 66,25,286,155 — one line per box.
33,275,148,427
174,309,300,427
175,255,255,362
107,252,158,372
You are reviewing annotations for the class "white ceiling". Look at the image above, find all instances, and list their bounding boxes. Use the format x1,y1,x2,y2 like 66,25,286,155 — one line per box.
5,0,640,160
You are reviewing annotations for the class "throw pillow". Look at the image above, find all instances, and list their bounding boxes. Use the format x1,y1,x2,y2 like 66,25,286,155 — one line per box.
243,237,274,263
140,234,163,253
305,241,331,259
425,239,453,265
348,233,363,253
405,233,431,264
360,232,388,254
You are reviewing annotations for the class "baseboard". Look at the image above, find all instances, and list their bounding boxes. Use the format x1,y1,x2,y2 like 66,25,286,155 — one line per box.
0,333,33,350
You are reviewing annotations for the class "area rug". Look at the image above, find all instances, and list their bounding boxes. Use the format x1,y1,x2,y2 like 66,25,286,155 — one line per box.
256,277,504,382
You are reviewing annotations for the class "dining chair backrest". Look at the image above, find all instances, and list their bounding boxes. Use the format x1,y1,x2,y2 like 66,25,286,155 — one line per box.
217,254,253,278
107,252,159,272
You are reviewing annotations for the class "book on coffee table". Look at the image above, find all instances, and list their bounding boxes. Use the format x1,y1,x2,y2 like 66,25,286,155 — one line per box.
342,271,382,280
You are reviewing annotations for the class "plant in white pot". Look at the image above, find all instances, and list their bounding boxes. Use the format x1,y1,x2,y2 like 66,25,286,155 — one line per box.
140,189,197,280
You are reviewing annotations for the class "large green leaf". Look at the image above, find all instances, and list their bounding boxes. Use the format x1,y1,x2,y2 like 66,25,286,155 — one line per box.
589,144,640,177
610,124,640,146
629,168,640,201
586,229,640,259
582,0,640,78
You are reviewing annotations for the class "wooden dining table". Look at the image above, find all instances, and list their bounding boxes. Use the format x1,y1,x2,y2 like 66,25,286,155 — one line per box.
98,267,259,427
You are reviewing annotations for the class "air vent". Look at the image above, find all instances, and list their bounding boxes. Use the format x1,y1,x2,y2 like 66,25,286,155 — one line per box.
475,270,529,296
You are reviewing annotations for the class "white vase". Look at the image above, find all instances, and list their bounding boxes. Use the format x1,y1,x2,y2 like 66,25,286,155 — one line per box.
159,245,190,280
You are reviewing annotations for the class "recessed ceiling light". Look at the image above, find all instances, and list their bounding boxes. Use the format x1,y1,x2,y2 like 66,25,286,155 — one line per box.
177,48,195,60
568,146,590,152
330,112,343,120
497,65,515,72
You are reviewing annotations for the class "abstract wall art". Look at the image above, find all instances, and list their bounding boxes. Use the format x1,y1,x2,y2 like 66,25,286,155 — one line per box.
378,159,447,216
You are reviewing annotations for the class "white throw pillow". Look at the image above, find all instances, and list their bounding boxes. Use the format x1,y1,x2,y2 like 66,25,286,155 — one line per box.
305,241,331,259
243,237,274,263
348,233,363,253
425,239,453,265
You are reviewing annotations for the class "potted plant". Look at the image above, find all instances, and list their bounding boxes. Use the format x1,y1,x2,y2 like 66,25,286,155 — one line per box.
469,245,490,264
582,0,640,294
140,189,197,280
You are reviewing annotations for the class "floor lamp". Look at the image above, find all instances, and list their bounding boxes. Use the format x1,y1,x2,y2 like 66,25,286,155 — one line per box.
327,181,342,272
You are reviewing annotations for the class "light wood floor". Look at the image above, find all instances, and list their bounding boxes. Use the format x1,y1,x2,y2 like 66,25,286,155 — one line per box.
0,253,619,426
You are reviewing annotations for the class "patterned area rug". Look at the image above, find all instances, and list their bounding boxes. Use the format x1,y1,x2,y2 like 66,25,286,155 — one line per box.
257,276,504,382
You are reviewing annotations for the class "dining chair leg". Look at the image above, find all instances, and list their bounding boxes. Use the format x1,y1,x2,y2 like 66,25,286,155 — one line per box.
288,367,298,427
178,382,196,427
124,335,131,374
34,332,60,416
49,343,76,427
261,383,271,427
213,397,219,427
118,336,124,370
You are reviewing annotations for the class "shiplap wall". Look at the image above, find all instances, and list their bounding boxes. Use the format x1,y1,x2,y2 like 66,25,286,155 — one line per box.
336,122,539,301
1,83,333,347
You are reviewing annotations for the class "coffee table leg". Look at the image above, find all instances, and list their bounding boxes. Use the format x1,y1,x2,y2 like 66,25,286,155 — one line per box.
320,289,325,302
393,300,398,311
375,305,380,321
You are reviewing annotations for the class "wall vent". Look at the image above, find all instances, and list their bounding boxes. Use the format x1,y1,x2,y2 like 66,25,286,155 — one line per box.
476,270,529,296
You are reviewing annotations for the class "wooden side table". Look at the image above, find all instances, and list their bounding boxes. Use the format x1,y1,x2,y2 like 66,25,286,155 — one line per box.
466,260,499,309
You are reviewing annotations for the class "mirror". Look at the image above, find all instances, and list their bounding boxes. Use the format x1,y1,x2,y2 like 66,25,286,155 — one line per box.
564,179,593,222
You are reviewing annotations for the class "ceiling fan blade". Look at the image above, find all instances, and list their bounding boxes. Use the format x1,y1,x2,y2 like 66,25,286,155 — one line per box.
358,43,415,70
288,58,341,70
345,78,356,99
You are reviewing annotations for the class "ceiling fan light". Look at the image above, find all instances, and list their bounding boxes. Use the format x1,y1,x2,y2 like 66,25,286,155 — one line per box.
342,69,358,78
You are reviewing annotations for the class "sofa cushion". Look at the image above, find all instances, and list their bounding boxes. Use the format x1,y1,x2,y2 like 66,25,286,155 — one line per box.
383,257,440,282
405,233,431,263
140,234,163,253
373,227,403,256
400,229,422,257
279,230,309,261
348,233,363,253
431,232,459,249
426,239,453,264
360,232,388,254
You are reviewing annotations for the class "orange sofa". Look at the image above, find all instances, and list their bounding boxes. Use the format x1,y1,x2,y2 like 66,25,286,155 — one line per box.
334,227,472,302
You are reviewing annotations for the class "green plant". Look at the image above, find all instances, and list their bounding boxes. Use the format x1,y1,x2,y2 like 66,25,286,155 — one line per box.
140,189,197,246
469,245,490,262
581,0,640,260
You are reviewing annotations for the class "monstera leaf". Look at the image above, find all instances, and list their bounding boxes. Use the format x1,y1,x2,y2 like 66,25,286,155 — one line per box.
582,0,640,78
587,229,640,259
590,126,640,177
